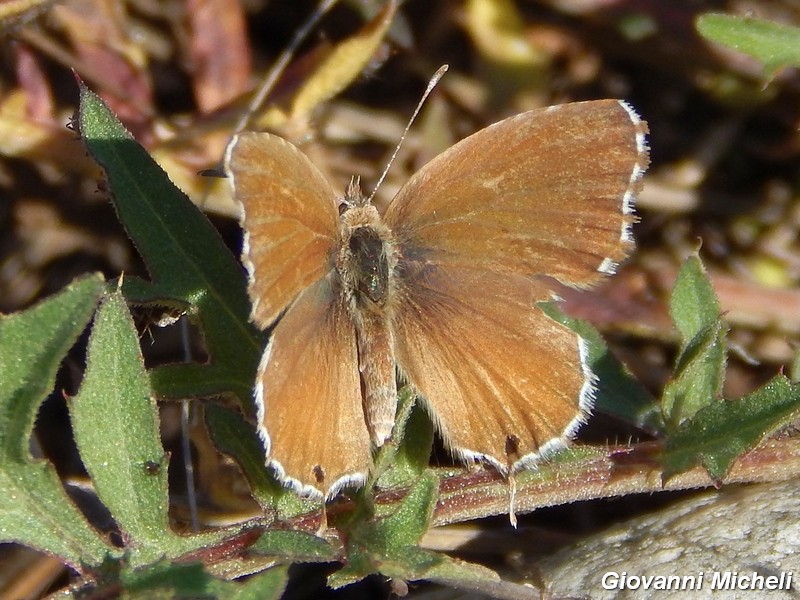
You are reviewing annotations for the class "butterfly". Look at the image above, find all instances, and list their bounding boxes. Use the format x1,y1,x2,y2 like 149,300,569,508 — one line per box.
224,99,649,498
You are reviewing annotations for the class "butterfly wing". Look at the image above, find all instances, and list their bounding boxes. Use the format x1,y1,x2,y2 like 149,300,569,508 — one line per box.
257,274,370,497
225,133,370,496
384,100,648,470
385,100,648,285
226,132,340,328
391,265,591,469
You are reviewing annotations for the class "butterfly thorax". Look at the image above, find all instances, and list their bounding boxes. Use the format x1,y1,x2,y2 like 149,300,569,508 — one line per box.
336,194,397,317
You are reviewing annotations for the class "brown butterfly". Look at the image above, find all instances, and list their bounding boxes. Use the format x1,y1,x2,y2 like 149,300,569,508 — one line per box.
224,99,649,498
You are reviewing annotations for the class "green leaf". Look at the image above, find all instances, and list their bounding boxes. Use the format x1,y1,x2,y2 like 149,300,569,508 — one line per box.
120,561,214,598
696,13,800,76
669,255,722,344
219,565,289,600
374,471,438,551
330,471,530,596
119,560,288,600
360,546,443,584
249,529,337,562
204,403,316,518
424,555,538,599
0,274,112,568
70,290,226,566
331,545,442,590
539,302,661,433
662,256,727,429
375,387,433,490
76,80,264,409
380,400,435,488
661,375,800,481
330,472,439,588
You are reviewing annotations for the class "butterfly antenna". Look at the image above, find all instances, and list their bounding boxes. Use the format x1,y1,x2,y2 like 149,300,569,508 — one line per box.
367,64,449,204
231,0,340,137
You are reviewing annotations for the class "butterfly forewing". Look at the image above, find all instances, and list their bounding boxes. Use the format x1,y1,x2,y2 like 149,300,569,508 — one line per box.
226,133,340,328
384,100,648,286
